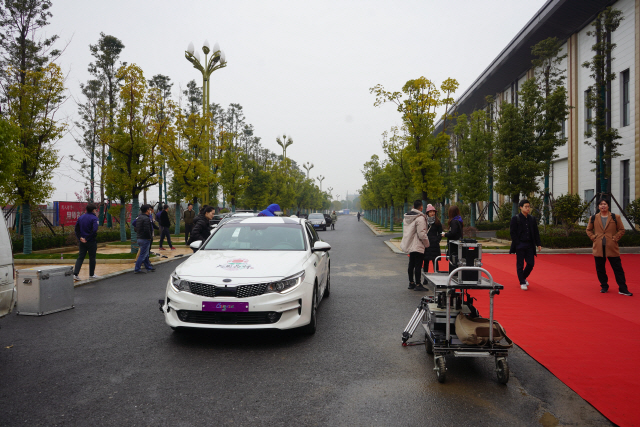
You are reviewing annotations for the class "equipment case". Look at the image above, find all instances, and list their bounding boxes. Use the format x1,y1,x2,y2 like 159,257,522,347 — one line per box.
449,239,482,284
16,266,75,316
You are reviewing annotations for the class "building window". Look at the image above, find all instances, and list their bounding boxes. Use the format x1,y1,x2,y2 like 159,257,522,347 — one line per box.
585,89,593,135
585,189,595,216
621,160,630,210
560,119,566,139
621,69,630,127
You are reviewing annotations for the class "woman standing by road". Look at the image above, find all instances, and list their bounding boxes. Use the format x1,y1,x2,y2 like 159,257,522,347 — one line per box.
441,205,464,273
188,206,216,252
330,211,338,230
423,204,442,273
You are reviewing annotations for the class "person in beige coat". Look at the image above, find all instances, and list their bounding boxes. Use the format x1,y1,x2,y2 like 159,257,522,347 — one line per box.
586,197,632,296
401,200,430,291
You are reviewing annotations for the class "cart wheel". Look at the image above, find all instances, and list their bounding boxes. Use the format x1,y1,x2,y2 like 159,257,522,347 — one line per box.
435,357,446,383
496,358,509,384
425,334,433,355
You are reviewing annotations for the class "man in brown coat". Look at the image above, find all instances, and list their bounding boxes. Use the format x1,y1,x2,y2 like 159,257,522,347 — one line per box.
586,197,632,296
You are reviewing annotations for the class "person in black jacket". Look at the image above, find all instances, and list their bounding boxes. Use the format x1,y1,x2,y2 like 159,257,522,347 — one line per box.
442,205,464,272
73,203,99,281
188,206,215,252
158,204,175,250
423,204,443,273
134,204,155,273
509,199,542,290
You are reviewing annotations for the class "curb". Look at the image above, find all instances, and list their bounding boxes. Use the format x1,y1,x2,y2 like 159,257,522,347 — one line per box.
73,254,191,288
362,219,399,236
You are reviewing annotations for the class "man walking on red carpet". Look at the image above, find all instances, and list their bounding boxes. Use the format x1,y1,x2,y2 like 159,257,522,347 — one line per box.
586,197,633,296
509,199,541,290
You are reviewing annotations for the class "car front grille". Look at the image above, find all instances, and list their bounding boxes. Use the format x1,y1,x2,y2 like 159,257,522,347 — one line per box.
177,310,282,325
188,282,269,298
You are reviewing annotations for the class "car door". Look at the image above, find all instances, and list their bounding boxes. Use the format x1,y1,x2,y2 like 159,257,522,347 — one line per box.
305,223,327,297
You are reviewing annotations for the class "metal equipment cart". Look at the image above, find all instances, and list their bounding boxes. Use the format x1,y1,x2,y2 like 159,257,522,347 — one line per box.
402,261,512,384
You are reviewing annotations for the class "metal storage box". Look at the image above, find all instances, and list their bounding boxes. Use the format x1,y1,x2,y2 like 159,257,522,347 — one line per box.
16,266,74,316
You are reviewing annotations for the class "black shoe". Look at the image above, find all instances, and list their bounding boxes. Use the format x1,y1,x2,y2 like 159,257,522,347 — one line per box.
134,270,146,274
619,291,633,296
408,282,416,290
414,284,428,292
146,268,156,272
600,288,608,293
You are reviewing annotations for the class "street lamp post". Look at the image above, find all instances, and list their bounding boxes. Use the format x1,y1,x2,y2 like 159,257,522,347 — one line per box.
316,175,324,191
276,134,293,162
303,162,314,179
185,39,227,206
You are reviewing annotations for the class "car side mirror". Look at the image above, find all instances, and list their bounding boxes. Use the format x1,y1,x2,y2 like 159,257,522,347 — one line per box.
312,241,331,252
210,224,218,229
190,241,203,250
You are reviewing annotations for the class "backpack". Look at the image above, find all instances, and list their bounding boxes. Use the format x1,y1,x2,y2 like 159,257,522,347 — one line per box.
590,213,616,225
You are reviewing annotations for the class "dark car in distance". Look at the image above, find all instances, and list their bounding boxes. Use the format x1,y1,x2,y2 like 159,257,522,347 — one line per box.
308,213,327,231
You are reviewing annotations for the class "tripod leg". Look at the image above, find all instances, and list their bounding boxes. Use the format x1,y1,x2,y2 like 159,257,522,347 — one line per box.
402,308,426,344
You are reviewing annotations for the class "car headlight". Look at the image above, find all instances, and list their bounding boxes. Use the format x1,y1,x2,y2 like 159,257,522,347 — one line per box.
171,272,191,292
266,270,305,294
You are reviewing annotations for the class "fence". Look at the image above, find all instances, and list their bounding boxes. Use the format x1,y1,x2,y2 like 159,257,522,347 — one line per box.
2,206,55,229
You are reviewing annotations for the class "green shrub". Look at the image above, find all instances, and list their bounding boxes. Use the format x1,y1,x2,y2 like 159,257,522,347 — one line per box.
626,198,640,227
497,201,514,223
11,228,131,253
495,227,640,248
476,221,509,231
496,229,510,240
551,194,590,236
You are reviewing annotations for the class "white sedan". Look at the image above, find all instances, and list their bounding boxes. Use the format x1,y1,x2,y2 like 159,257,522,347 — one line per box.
161,216,331,334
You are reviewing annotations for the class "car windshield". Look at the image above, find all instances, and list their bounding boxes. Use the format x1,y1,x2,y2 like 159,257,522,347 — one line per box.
203,223,306,251
308,214,324,219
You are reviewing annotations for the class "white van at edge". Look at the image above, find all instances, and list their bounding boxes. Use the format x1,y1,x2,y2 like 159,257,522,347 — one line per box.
0,214,16,319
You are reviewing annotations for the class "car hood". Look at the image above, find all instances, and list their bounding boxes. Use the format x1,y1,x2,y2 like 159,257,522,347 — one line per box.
175,250,310,281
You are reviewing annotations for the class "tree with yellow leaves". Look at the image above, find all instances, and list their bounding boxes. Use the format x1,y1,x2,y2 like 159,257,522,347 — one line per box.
103,64,174,252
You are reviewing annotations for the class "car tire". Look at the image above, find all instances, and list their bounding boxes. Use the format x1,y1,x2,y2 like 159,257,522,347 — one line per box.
301,283,318,335
324,266,330,298
323,226,326,231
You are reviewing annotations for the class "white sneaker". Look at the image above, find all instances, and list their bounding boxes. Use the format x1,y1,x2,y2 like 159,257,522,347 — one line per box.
89,275,99,279
73,275,81,281
521,283,528,290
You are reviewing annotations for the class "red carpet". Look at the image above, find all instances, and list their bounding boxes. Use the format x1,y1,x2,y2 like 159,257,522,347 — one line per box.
460,254,639,427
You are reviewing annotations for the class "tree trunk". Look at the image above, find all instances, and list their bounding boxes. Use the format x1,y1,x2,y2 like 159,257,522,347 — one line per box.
21,204,32,254
119,202,126,242
130,196,140,254
470,202,476,227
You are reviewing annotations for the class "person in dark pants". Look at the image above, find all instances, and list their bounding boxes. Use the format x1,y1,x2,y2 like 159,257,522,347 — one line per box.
183,203,195,244
357,212,361,221
73,203,100,281
401,200,429,291
586,197,632,296
423,204,443,273
158,204,175,250
509,199,542,290
134,204,155,273
442,205,464,273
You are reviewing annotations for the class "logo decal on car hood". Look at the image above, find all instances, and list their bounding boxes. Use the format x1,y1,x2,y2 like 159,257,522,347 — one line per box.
217,258,254,271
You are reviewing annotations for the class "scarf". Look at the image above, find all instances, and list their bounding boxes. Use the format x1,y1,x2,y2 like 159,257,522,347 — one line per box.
427,216,436,225
453,215,463,226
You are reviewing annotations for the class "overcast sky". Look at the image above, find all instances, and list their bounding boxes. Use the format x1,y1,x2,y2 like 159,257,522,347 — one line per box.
47,0,547,204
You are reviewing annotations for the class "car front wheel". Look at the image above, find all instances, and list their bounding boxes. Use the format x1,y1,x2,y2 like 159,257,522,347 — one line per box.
301,284,318,335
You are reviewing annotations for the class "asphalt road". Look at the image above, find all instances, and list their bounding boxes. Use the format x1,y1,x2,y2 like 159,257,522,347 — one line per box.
0,215,611,426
